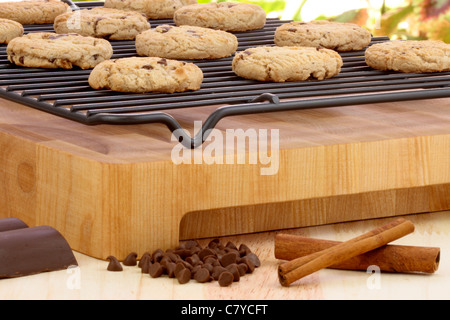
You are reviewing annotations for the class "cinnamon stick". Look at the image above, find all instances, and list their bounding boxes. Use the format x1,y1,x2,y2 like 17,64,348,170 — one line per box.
278,218,415,286
275,234,440,274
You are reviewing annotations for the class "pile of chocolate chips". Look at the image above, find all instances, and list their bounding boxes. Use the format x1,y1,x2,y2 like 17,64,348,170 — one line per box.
106,238,260,287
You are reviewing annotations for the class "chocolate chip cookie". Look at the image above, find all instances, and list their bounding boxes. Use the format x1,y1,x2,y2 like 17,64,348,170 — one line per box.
104,0,197,19
136,25,238,60
274,20,372,52
173,2,266,32
232,46,343,82
7,33,113,69
365,40,450,73
0,19,24,44
54,7,151,40
88,57,204,93
0,0,69,25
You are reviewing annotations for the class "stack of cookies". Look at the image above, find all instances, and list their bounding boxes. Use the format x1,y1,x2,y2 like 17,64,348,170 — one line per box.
1,0,449,93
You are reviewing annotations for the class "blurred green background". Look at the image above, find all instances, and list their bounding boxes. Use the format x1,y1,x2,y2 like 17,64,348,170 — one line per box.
79,0,450,42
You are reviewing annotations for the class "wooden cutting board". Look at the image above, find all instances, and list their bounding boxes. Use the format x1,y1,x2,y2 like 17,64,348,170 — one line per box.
0,96,449,260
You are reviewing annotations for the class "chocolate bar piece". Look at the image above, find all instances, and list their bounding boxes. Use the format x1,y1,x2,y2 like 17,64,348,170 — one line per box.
0,217,28,232
0,225,78,279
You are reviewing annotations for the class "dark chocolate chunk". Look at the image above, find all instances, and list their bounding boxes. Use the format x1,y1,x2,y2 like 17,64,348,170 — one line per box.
0,218,28,232
142,64,154,70
107,256,123,272
0,226,78,278
123,252,138,266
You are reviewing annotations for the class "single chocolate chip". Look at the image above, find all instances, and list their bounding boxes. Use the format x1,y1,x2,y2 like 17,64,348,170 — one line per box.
141,259,152,274
288,28,297,32
239,244,252,256
225,241,237,250
185,253,200,266
177,268,191,284
138,252,151,268
203,263,214,274
166,262,177,278
158,25,172,33
220,252,237,267
218,271,234,287
208,238,221,249
191,264,202,276
142,64,153,70
184,240,200,249
174,262,186,278
239,256,255,273
226,264,240,282
237,263,248,276
246,252,261,268
106,256,123,272
152,249,164,262
194,268,211,283
149,262,164,278
123,252,138,266
174,248,191,259
157,58,168,66
159,255,172,268
199,248,216,261
212,266,228,280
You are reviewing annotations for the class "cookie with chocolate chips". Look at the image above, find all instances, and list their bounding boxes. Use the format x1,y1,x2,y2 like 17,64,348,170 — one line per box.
88,57,204,93
274,20,371,52
232,46,343,82
6,32,113,69
54,7,151,40
0,0,69,25
365,40,450,73
0,19,24,44
174,2,266,32
136,25,238,60
104,0,197,19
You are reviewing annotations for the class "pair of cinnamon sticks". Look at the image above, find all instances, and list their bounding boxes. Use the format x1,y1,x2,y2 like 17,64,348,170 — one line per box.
276,218,440,286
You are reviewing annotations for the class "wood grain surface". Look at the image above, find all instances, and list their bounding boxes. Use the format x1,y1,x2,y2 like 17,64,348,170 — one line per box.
0,211,448,300
0,97,449,260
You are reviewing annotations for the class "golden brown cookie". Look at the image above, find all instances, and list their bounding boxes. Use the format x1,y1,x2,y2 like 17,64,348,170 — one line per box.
274,20,371,52
0,19,24,44
173,2,266,32
365,40,450,73
7,33,113,69
88,57,204,93
54,7,151,40
0,0,69,25
136,25,238,60
104,0,197,19
232,46,343,82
